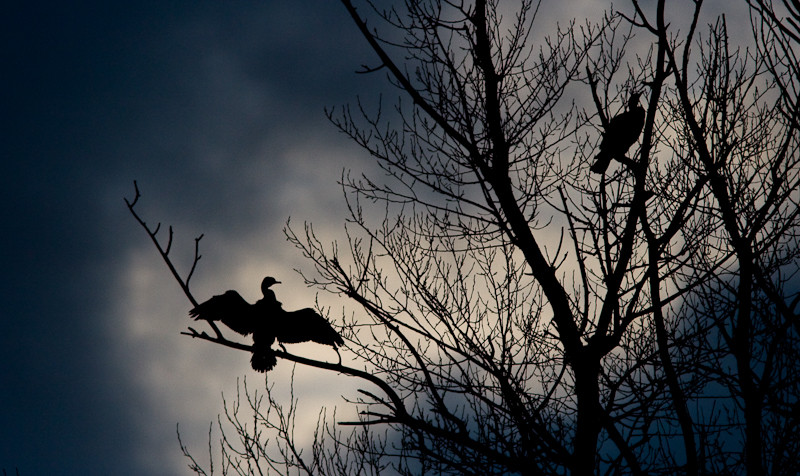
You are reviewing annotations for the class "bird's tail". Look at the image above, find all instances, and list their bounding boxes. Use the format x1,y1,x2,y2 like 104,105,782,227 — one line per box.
250,332,277,372
251,348,277,373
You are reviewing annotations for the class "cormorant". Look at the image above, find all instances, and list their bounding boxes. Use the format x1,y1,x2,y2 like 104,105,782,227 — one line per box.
590,92,645,174
189,276,343,372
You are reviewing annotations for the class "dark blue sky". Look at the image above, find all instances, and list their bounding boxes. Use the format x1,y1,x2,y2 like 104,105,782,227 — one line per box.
1,2,374,474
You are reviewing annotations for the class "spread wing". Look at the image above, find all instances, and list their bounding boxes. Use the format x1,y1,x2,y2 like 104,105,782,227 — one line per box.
189,290,256,336
275,308,344,348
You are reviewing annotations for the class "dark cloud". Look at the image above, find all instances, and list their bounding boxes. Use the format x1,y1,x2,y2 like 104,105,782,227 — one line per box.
1,1,373,474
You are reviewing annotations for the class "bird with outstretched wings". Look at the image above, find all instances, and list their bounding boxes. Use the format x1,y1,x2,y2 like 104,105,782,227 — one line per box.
189,276,343,372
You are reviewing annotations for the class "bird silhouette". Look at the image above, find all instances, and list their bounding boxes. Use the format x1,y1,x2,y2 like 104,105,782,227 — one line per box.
590,92,645,174
189,276,343,372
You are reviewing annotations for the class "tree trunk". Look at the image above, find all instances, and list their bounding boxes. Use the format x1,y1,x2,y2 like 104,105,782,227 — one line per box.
572,357,601,476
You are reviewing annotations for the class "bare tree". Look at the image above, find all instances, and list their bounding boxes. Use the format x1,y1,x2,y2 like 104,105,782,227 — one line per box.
129,0,800,474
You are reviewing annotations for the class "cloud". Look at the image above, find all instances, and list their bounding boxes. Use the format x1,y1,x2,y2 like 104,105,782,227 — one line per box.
109,11,376,466
115,233,364,473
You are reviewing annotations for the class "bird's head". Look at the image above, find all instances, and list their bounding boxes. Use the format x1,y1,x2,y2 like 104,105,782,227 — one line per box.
628,92,643,109
261,276,281,293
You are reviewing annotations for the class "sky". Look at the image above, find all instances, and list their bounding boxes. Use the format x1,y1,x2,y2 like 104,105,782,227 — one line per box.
0,1,755,475
1,1,379,474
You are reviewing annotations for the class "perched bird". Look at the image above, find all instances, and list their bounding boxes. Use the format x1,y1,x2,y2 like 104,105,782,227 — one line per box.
189,276,343,372
590,92,645,174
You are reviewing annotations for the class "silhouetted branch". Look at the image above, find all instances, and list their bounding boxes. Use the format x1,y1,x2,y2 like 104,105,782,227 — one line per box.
180,323,407,417
125,180,222,339
586,65,610,128
748,0,800,43
356,62,386,74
